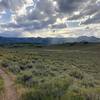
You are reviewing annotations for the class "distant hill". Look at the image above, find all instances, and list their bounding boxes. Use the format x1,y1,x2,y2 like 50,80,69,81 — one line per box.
76,36,100,43
0,36,100,45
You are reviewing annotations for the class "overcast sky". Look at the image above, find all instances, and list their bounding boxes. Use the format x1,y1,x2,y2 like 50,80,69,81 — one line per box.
0,0,100,37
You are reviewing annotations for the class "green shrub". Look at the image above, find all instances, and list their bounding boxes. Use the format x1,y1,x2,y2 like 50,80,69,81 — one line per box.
1,60,10,68
17,71,33,86
21,76,73,100
8,64,20,74
0,76,4,94
69,69,84,80
61,85,100,100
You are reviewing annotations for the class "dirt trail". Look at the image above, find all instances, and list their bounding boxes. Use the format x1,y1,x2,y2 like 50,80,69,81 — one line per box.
0,69,18,100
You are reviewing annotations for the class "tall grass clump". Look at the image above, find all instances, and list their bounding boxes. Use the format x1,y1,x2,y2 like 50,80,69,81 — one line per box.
0,76,4,94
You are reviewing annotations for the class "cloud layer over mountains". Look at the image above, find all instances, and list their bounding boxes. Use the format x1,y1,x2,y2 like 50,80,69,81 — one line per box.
0,0,100,37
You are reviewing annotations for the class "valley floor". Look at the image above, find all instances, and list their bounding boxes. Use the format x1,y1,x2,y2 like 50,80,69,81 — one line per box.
0,43,100,100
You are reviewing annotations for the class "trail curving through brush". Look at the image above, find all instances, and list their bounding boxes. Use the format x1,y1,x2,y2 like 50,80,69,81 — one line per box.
0,69,18,100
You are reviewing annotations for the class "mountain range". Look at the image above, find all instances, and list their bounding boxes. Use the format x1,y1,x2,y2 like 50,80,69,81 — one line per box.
0,36,100,45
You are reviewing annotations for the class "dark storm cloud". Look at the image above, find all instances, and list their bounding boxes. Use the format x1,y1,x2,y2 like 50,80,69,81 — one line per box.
0,0,24,11
6,0,58,29
83,12,100,24
0,0,9,10
82,1,100,24
0,0,100,30
0,16,57,31
0,0,57,30
67,0,100,24
56,0,87,13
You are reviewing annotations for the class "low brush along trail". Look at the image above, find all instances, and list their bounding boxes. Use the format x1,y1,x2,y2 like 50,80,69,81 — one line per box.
0,68,18,100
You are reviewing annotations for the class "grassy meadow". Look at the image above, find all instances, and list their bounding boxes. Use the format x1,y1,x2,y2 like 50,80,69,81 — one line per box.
0,43,100,100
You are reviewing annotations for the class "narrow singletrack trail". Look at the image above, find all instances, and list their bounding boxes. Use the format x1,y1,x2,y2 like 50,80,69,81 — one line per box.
0,69,18,100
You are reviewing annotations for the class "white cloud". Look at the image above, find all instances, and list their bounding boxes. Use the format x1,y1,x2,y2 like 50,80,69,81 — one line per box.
74,11,80,16
0,10,6,14
0,15,2,19
68,24,100,38
15,0,39,16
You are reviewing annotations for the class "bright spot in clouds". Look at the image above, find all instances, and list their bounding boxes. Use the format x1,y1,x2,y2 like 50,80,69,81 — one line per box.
74,11,80,15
